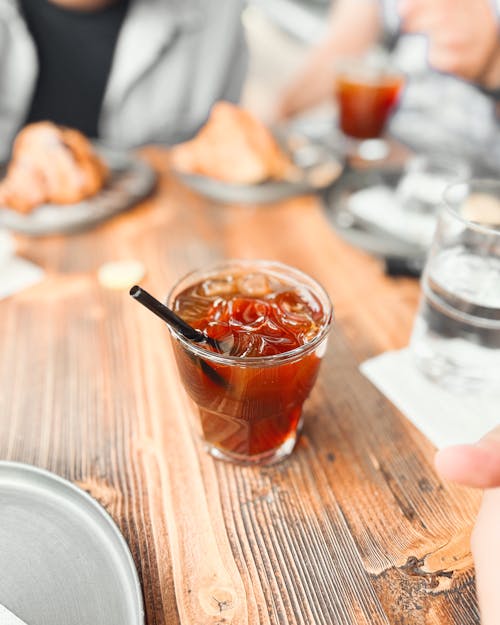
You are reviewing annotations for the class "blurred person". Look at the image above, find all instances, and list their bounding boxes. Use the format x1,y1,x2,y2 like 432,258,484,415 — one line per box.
436,427,500,625
275,0,500,161
0,0,247,160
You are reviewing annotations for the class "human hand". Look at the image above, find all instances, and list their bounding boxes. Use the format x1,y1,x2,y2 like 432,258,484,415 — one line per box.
399,0,500,86
435,425,500,488
272,0,382,121
435,426,500,625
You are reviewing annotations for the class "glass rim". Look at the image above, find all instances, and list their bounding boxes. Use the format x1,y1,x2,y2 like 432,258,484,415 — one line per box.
442,178,500,237
405,153,471,175
334,56,405,81
166,259,334,367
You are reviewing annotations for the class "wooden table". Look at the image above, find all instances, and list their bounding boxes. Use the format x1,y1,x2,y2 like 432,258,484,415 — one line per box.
1,148,481,624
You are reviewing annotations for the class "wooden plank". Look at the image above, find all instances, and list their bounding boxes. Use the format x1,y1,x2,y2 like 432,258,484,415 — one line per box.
0,148,480,624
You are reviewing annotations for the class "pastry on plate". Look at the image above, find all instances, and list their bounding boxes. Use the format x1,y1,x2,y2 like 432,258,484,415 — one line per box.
0,121,109,213
170,101,299,185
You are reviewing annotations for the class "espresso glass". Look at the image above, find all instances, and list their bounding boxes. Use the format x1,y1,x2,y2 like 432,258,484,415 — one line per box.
335,57,404,161
167,260,333,465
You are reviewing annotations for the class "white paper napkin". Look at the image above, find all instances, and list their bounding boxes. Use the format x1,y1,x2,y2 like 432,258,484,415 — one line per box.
347,185,437,248
0,603,29,625
361,348,500,448
0,230,44,300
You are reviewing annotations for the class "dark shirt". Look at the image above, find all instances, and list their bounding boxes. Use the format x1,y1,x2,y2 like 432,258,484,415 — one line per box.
20,0,129,137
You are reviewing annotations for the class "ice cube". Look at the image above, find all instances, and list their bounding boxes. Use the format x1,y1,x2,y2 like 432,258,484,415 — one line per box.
237,273,272,297
430,247,500,308
205,321,235,355
200,277,234,298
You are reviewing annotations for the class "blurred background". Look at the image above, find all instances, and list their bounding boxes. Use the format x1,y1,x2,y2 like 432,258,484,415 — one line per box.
242,1,330,119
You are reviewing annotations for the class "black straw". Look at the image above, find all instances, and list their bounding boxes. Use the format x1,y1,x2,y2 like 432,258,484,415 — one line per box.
129,285,221,351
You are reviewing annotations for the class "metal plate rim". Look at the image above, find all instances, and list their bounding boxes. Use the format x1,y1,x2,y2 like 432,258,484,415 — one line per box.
0,461,145,625
0,146,157,236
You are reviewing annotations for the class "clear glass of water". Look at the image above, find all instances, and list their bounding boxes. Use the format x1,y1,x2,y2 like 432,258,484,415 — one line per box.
410,179,500,393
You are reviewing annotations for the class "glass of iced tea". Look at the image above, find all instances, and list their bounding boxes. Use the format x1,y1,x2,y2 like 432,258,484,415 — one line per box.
335,56,404,160
167,260,333,465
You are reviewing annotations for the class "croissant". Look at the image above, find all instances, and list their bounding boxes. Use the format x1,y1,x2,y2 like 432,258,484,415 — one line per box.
170,102,298,185
0,122,108,213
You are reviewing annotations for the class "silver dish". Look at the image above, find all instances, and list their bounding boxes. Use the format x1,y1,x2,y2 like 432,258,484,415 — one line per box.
173,131,344,204
0,146,157,236
324,165,428,258
0,461,144,625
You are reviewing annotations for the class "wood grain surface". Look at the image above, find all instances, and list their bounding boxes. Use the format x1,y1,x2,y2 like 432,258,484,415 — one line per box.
0,148,481,624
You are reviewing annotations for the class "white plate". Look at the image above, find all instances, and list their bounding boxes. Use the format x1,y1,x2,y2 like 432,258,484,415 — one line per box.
0,146,157,236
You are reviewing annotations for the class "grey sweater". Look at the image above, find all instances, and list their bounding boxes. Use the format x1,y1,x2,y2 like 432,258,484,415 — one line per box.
0,0,248,160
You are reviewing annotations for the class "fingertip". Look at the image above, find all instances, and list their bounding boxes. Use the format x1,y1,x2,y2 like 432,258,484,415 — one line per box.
434,445,473,483
435,442,500,489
